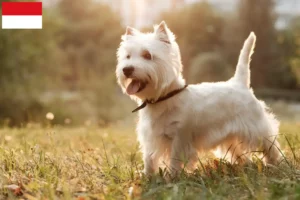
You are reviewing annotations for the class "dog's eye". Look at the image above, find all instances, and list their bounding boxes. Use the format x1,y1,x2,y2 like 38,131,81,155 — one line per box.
126,55,130,59
142,51,152,60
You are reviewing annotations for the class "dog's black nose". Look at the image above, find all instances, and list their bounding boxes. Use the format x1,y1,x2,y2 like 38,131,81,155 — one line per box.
123,66,134,77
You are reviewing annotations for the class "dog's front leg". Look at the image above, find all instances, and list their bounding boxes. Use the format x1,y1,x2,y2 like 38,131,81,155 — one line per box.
170,136,185,174
138,124,160,175
143,152,154,175
170,135,196,175
142,150,159,175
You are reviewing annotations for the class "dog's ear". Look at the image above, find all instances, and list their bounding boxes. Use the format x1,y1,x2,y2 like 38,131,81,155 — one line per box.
122,26,140,40
154,21,175,44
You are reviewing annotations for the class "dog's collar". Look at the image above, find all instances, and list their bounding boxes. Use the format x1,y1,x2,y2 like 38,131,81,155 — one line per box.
132,85,188,113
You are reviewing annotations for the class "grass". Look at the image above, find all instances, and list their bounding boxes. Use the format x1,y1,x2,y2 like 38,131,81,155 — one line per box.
0,121,300,199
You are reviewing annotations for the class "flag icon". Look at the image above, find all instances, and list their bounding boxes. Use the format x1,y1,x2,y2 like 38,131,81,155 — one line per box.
2,2,42,29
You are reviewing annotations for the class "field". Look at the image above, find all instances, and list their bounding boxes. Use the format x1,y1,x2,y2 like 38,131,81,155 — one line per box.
0,121,300,199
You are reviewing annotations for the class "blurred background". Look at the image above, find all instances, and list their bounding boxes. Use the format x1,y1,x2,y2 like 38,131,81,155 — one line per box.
0,0,299,127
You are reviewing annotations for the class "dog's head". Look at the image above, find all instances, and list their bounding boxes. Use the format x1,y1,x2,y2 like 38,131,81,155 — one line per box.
116,21,184,102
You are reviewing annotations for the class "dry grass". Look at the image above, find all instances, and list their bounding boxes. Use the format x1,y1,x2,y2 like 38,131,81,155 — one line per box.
0,122,300,199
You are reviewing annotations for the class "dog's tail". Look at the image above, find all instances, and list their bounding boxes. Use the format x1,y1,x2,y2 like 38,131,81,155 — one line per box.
232,32,256,88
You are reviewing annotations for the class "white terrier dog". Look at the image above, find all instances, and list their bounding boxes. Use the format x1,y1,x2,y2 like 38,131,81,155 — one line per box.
116,21,282,175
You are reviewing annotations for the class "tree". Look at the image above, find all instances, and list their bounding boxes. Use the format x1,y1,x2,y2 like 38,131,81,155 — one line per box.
278,16,300,88
189,52,233,83
0,0,127,126
234,0,297,88
0,0,63,125
56,0,122,90
161,2,224,79
56,0,126,123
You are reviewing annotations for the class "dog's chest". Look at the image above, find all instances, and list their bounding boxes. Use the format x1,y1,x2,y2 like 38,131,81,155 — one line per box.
139,108,182,140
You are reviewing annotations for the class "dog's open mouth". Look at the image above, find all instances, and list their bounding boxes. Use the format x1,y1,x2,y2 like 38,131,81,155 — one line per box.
126,79,147,95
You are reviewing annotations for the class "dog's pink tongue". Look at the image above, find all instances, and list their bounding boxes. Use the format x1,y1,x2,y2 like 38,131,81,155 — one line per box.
126,80,140,95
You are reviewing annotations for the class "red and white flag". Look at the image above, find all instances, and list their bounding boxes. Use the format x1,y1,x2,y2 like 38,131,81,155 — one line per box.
2,2,42,29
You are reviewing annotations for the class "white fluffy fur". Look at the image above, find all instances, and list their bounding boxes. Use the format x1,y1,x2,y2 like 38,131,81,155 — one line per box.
116,21,282,175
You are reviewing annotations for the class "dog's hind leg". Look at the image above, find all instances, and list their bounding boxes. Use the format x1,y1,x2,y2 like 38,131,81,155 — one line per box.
262,137,282,165
259,108,282,165
214,140,251,164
